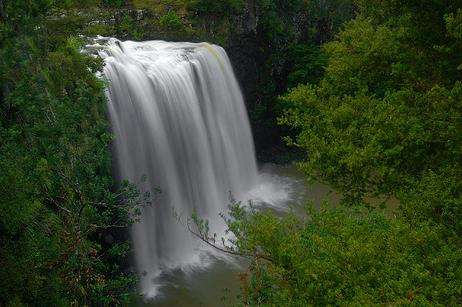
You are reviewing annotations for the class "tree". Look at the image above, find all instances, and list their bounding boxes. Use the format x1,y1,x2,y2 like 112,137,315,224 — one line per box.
216,1,462,305
221,202,462,305
280,2,462,212
0,1,145,305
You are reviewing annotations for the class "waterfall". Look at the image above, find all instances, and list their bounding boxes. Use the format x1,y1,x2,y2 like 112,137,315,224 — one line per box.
93,38,258,297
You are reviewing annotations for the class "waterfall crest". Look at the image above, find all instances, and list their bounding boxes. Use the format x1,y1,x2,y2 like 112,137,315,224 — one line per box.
94,38,258,297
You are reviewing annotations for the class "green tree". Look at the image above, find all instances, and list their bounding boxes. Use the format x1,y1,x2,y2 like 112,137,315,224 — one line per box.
222,202,462,305
250,0,355,161
216,1,462,305
0,1,144,305
280,2,462,212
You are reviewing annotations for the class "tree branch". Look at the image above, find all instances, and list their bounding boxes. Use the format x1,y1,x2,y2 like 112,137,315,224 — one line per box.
186,219,274,263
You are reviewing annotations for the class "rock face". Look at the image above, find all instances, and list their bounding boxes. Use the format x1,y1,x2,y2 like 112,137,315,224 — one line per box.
226,35,259,110
226,0,259,110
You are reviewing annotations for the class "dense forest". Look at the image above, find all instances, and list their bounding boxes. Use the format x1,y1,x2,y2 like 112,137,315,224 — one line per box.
1,0,461,306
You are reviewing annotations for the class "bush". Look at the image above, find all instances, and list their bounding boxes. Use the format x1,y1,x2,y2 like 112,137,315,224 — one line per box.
227,203,462,305
159,11,184,31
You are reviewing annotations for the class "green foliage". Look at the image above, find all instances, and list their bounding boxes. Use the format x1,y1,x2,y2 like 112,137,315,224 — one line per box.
227,203,462,305
119,13,144,40
286,43,328,88
225,0,462,305
280,3,462,206
0,1,143,305
249,0,355,160
187,0,245,17
102,0,125,7
400,166,462,235
159,11,184,31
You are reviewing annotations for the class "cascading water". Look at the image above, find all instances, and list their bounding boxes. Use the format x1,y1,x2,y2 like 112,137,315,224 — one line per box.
91,38,259,297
